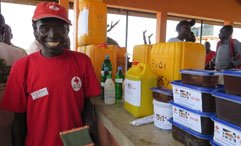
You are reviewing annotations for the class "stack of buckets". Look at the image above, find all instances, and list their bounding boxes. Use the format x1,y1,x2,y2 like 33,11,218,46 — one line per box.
170,69,221,146
151,87,173,130
210,70,241,146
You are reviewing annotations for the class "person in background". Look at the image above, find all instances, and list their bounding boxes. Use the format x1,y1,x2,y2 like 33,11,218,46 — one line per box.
186,31,196,42
0,2,100,146
3,24,13,45
27,40,44,54
215,25,241,71
167,19,195,42
0,14,26,146
3,24,27,56
204,41,216,69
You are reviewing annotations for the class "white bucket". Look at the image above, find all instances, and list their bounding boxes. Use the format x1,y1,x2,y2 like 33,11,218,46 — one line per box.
153,99,172,130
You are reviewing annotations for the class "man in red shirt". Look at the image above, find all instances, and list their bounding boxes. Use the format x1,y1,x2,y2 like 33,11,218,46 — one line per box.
0,2,100,146
205,41,216,66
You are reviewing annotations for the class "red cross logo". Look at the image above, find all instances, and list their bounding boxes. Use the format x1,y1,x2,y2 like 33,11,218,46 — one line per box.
49,5,60,11
71,76,82,91
74,77,79,84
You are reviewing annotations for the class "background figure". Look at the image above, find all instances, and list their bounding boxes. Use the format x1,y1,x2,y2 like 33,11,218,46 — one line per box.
3,24,13,45
215,25,241,71
0,14,26,146
2,24,27,56
167,19,195,42
27,40,44,54
186,31,196,42
204,42,216,68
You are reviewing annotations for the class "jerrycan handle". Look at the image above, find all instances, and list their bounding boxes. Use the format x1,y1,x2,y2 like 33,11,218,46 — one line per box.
137,63,146,75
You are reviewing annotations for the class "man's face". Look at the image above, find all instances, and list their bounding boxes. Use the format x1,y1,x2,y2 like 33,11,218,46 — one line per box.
219,28,232,41
180,24,191,37
33,18,69,56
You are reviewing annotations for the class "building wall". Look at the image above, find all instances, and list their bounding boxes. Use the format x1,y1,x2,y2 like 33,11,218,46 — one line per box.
103,0,241,23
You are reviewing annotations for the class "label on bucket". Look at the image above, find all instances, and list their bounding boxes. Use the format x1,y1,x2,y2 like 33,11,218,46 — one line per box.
172,84,203,112
154,101,172,130
213,121,241,146
172,105,202,133
124,79,141,106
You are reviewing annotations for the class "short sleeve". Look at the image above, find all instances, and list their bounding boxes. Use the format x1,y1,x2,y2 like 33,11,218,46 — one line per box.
0,62,27,113
83,56,101,98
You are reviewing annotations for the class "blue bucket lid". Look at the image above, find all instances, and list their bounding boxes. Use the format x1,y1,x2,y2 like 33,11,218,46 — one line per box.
180,69,220,76
169,118,212,140
151,87,173,96
222,69,241,77
212,90,241,104
211,115,241,131
171,80,221,93
170,100,215,117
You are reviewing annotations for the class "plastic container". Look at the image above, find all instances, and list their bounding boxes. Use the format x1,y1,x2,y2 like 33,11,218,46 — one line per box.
171,80,217,112
212,90,241,127
115,66,124,104
78,0,107,46
124,63,157,117
84,45,117,81
133,45,152,65
170,101,214,135
100,67,109,100
116,47,127,73
153,99,172,130
209,139,219,146
180,69,219,87
170,119,212,146
211,116,241,146
151,87,173,103
222,70,241,96
77,46,86,53
101,55,112,76
104,75,115,105
150,42,206,89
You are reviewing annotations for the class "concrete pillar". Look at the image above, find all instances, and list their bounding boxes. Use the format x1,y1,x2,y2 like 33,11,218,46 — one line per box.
156,11,167,43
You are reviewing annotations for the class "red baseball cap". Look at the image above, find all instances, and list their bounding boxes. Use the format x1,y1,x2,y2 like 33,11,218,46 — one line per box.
32,2,71,25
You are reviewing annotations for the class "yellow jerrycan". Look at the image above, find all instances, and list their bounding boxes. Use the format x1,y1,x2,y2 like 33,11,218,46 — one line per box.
78,0,107,46
150,42,205,89
124,62,157,117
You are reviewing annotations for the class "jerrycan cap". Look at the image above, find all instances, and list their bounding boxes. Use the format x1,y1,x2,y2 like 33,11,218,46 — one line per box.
132,61,139,66
105,55,110,59
104,67,109,71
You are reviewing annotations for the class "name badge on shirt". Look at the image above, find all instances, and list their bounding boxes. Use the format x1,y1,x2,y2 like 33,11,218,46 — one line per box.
31,87,48,100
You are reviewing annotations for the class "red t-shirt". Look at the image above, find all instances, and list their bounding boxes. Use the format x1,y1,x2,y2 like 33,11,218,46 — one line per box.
205,51,216,65
0,50,100,146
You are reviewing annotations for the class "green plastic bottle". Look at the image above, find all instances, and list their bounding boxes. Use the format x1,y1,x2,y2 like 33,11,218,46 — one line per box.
101,55,112,76
115,66,124,104
101,66,109,100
